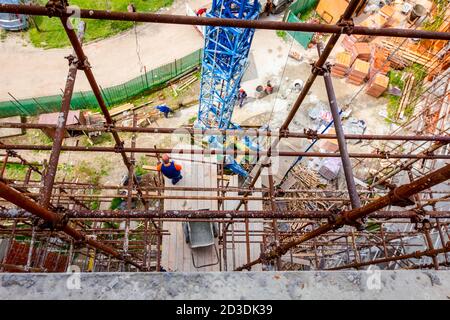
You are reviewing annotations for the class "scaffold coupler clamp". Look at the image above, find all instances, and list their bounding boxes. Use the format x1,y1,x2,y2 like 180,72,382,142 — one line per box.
327,208,342,230
45,0,68,17
114,141,125,153
337,18,355,36
280,129,289,138
104,123,115,133
421,218,432,231
388,187,415,207
65,54,75,65
6,149,17,157
311,63,329,76
376,148,390,159
304,128,318,140
343,213,365,231
411,208,425,229
76,57,91,71
53,212,70,231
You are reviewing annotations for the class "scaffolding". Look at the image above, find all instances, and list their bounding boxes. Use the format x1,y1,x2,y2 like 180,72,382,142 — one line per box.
0,0,449,273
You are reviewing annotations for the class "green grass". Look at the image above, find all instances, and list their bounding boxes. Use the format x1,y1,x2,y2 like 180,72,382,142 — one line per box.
29,0,174,48
385,65,426,120
63,160,110,185
110,197,124,210
385,70,404,120
299,7,316,21
276,30,288,41
405,63,427,84
388,70,405,90
4,163,40,181
423,0,447,31
135,155,149,177
0,29,6,42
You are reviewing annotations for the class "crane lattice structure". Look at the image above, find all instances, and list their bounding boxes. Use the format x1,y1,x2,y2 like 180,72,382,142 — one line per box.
198,0,259,130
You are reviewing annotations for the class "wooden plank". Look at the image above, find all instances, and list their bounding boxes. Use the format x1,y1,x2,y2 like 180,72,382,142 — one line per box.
160,145,220,272
142,165,157,171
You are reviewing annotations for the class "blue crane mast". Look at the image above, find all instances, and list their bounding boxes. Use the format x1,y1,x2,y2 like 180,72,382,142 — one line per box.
197,0,260,176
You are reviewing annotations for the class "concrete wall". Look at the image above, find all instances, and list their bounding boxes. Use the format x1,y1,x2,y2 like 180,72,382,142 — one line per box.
0,271,449,300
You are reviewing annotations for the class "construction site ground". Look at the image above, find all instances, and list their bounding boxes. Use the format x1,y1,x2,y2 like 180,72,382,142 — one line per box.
0,16,392,191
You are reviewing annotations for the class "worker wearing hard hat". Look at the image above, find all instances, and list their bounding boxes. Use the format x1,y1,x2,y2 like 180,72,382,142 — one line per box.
157,154,183,185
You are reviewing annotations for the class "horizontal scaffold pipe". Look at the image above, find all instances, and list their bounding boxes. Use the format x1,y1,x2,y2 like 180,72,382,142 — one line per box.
0,144,448,159
328,242,450,270
235,163,450,270
0,123,448,142
1,4,450,40
0,209,449,219
0,179,143,270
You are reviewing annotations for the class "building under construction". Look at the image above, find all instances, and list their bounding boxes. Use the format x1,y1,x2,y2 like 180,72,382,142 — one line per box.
0,0,449,299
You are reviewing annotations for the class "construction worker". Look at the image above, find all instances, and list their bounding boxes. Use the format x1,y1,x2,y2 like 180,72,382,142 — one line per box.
127,3,136,13
196,7,207,16
155,104,173,118
264,0,273,16
264,80,273,95
157,154,183,185
237,88,247,108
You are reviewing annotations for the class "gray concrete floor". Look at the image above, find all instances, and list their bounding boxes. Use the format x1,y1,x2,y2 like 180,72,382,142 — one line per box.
1,271,449,300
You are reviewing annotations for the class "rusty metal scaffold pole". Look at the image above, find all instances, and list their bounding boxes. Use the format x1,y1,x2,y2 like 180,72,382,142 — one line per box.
0,179,143,269
235,164,450,270
41,18,85,208
1,3,450,40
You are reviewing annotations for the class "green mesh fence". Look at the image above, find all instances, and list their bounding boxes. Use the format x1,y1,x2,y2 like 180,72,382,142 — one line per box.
0,49,203,118
289,0,318,16
286,11,314,49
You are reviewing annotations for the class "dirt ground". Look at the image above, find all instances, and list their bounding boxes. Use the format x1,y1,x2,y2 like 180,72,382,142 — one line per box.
1,4,394,204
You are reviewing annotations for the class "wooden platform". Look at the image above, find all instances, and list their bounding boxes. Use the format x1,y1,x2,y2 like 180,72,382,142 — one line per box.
222,175,263,271
161,145,263,272
161,148,220,272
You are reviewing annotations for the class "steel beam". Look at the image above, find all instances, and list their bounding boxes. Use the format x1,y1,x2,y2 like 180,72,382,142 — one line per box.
319,42,361,209
1,4,450,40
235,163,450,270
0,123,449,142
0,143,448,159
0,179,142,269
1,209,449,219
41,19,85,208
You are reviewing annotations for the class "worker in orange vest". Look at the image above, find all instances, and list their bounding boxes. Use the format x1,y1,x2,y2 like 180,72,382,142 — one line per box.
157,154,183,185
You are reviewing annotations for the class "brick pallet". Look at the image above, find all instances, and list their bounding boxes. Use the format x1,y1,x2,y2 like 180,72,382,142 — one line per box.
347,59,370,85
351,42,371,63
366,73,389,97
331,52,352,78
369,46,391,78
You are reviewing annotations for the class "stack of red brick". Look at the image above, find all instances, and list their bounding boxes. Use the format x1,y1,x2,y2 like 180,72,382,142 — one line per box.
366,73,389,97
347,59,370,85
331,52,352,78
351,42,371,62
369,46,391,78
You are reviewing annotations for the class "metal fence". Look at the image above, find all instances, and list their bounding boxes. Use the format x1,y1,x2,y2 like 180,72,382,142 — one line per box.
289,0,318,16
0,49,203,118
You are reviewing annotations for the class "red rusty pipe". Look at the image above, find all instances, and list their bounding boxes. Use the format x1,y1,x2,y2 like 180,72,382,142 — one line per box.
1,4,449,40
0,143,448,159
0,123,448,142
0,179,142,269
235,163,450,270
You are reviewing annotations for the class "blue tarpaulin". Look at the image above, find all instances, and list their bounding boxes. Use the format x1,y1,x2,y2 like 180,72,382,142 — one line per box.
0,0,28,31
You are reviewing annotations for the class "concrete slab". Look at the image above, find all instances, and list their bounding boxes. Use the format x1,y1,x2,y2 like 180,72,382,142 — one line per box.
1,271,449,300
